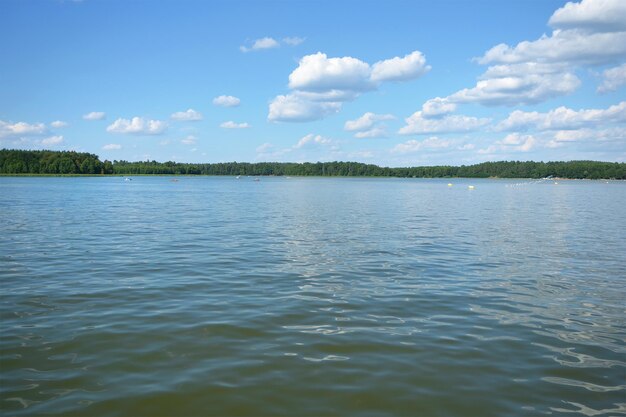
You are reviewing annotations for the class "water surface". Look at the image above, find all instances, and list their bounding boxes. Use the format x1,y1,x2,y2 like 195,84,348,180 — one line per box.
1,176,625,416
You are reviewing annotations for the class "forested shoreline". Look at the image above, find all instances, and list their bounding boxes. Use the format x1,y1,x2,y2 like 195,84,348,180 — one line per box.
1,149,625,179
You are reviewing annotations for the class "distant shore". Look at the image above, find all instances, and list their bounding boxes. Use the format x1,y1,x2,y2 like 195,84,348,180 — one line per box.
1,149,625,180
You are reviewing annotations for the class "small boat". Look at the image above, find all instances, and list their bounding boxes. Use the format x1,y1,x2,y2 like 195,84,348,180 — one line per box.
253,178,260,182
236,176,241,179
124,177,132,181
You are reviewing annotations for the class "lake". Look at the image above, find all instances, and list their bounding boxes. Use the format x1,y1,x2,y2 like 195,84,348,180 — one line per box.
1,176,624,416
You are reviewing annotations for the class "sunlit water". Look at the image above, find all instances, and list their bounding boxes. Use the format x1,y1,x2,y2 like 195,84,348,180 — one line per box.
1,176,624,417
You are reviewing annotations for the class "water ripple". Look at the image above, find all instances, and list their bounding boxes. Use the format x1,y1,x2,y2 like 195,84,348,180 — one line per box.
1,177,625,417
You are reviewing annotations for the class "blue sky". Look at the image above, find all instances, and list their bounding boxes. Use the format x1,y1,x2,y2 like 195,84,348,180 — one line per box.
1,0,625,166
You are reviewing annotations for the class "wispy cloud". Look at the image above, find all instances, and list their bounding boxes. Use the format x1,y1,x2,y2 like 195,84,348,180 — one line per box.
41,135,64,146
240,37,279,52
283,36,305,46
83,111,106,120
181,135,197,145
50,120,68,128
220,121,250,129
102,143,122,150
240,36,306,52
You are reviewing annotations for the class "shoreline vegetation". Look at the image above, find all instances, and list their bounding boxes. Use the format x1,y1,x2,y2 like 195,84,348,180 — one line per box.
1,149,625,179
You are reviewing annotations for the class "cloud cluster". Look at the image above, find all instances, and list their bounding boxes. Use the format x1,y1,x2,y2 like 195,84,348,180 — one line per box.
496,101,626,131
424,0,626,108
213,95,241,107
389,0,626,160
269,51,430,122
102,143,122,150
106,117,167,135
171,109,203,121
0,120,68,148
477,100,626,156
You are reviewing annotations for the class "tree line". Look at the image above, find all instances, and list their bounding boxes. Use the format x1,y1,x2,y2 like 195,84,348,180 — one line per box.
1,149,624,179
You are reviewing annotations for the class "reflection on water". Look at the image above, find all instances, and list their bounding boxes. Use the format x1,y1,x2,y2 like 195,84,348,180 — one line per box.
0,177,624,417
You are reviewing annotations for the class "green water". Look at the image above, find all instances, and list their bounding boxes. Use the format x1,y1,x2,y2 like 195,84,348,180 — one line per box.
1,177,624,416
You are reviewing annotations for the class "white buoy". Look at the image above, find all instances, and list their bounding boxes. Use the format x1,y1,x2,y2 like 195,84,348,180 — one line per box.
448,183,453,187
468,185,475,189
554,182,558,185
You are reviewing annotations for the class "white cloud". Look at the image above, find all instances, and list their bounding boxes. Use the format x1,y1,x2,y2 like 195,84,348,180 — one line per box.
288,52,374,93
478,133,538,154
391,136,452,154
548,0,626,32
240,37,280,52
102,143,122,150
478,30,626,67
496,101,626,131
547,126,626,147
50,120,68,128
344,112,394,131
0,121,47,138
422,97,457,117
598,63,626,93
499,133,537,150
399,111,490,135
268,93,341,122
220,121,251,129
181,135,197,145
448,71,581,106
106,117,167,135
344,112,394,138
41,135,64,146
283,36,305,46
213,95,241,107
294,133,331,148
370,51,431,83
171,108,203,121
83,111,106,120
271,50,429,122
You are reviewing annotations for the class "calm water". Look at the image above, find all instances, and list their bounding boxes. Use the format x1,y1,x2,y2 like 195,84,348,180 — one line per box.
1,176,625,417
